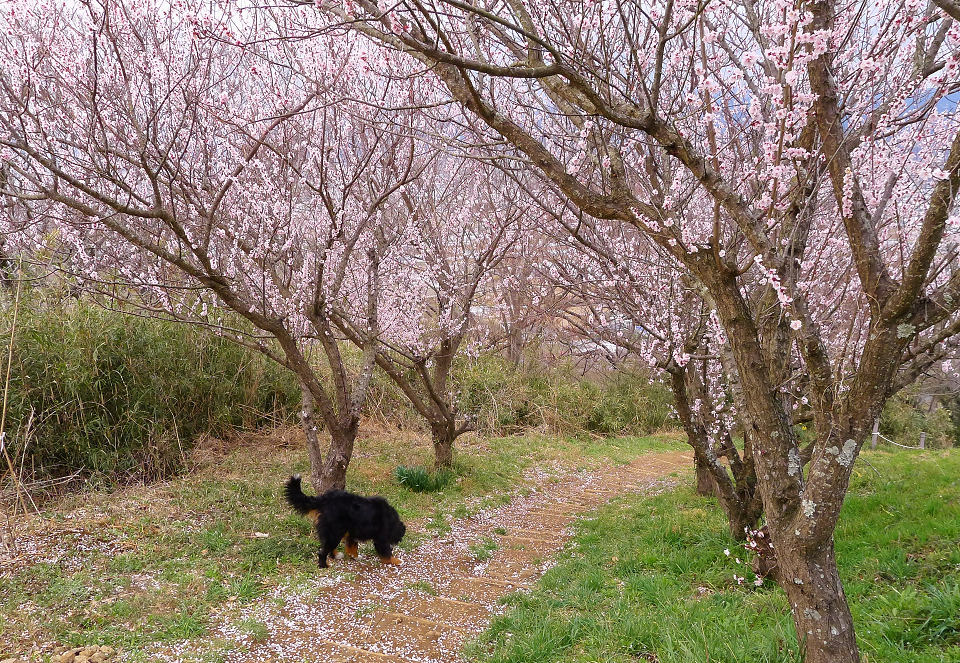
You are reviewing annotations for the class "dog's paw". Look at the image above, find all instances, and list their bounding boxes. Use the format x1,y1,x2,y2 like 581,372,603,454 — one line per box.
334,551,344,560
380,555,402,566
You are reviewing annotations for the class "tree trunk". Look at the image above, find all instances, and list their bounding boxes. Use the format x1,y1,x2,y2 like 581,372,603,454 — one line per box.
699,267,863,660
776,536,859,663
691,446,763,538
431,421,456,470
298,407,359,493
300,385,326,494
316,424,357,492
694,454,718,497
299,384,357,493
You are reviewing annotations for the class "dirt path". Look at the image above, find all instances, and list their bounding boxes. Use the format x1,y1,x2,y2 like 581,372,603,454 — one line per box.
179,450,693,663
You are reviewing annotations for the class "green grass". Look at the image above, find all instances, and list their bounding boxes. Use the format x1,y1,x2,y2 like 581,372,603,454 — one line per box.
1,430,683,657
235,618,269,643
467,449,960,663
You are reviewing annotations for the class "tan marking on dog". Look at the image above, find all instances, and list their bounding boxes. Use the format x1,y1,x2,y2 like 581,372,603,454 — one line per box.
379,555,402,566
306,509,321,526
343,536,359,559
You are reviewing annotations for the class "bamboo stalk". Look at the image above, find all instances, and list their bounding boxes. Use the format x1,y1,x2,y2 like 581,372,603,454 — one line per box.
1,258,28,517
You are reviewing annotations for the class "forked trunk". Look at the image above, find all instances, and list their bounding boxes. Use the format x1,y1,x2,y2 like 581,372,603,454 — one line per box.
693,447,763,539
775,535,859,663
300,384,358,493
670,367,762,538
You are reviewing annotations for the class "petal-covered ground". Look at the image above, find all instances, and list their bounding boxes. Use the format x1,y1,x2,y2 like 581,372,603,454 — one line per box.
154,450,692,663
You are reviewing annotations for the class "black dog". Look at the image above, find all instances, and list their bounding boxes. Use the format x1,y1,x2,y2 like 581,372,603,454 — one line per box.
284,475,406,568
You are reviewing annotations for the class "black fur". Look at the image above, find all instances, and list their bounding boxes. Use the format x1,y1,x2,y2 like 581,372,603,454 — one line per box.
284,475,406,568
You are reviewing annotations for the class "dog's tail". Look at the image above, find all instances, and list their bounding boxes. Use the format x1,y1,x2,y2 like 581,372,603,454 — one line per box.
284,474,320,515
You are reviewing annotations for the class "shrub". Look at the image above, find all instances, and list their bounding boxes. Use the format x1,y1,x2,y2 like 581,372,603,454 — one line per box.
452,354,534,434
356,360,423,430
533,369,674,435
452,354,674,438
880,390,955,449
394,465,455,492
1,297,300,483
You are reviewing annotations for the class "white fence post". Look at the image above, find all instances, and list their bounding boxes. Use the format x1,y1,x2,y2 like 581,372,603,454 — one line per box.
871,419,879,450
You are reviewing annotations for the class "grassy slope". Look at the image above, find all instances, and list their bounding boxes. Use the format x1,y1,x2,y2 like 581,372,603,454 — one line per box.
0,427,683,658
469,449,960,663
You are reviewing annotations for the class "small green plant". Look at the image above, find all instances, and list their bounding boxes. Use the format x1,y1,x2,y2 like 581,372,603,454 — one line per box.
236,618,269,643
426,507,451,536
469,537,499,562
404,581,438,595
353,603,378,619
394,465,455,492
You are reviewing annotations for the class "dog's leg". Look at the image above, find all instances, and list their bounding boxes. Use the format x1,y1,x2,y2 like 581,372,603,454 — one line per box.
318,526,346,569
317,541,336,568
374,538,401,566
343,534,359,560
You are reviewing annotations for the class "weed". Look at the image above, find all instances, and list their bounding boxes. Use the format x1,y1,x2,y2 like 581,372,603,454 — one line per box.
353,603,378,619
469,537,500,562
394,465,455,492
426,507,452,537
404,581,438,596
236,618,270,643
